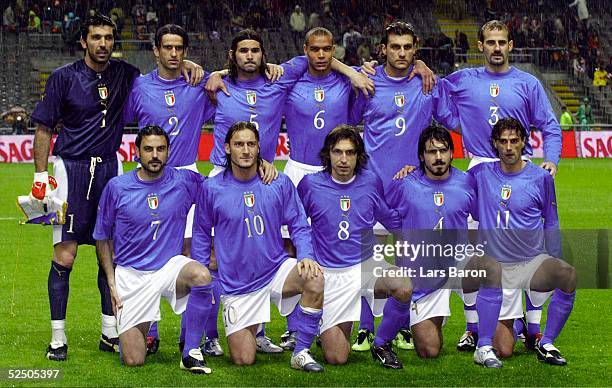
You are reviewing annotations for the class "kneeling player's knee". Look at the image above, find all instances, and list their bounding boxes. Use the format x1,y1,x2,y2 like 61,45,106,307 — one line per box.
192,268,211,287
496,344,514,359
123,354,145,367
232,353,256,366
416,344,441,359
304,274,324,295
559,265,577,291
392,285,412,304
324,351,349,365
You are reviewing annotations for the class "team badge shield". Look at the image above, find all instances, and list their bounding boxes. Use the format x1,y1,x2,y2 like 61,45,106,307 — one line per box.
244,193,255,207
314,88,325,102
501,185,512,201
490,83,500,97
394,94,405,107
340,198,350,211
164,91,175,106
246,91,257,105
433,192,444,207
147,194,159,210
98,86,109,100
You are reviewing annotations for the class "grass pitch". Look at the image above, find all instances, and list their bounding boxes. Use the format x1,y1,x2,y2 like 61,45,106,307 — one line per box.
0,159,610,386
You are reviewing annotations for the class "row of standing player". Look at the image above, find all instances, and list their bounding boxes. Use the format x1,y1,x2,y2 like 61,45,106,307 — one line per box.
28,13,566,371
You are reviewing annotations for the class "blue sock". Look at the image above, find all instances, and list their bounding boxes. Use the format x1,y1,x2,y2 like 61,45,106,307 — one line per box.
525,291,542,336
97,264,114,316
179,312,186,344
204,278,221,339
148,322,159,339
358,297,375,332
182,285,212,358
465,304,479,333
476,288,502,347
286,308,299,332
513,317,526,339
293,304,322,355
257,323,266,338
401,314,410,330
373,297,411,347
541,289,575,346
48,261,71,320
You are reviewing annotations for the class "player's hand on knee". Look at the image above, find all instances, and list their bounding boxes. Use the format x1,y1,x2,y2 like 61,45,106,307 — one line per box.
265,63,284,82
297,258,322,279
409,60,437,94
205,70,231,105
539,161,557,177
360,60,378,76
182,60,204,86
393,165,416,180
258,160,278,184
109,285,122,316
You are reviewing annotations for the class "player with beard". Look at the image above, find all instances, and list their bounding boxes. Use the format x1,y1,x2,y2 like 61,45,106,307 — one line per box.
94,125,213,373
386,125,504,368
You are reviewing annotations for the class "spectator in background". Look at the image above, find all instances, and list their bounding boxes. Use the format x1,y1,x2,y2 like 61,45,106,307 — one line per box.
606,56,612,82
290,5,306,50
559,106,574,131
437,32,454,75
576,97,593,129
573,56,586,78
50,0,63,33
308,12,321,29
146,6,158,33
27,10,41,33
357,38,372,64
455,30,469,63
61,12,80,55
593,63,607,93
569,0,589,30
3,3,17,32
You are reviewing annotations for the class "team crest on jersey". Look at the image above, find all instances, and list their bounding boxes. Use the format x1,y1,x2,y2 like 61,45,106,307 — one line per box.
314,88,325,102
98,85,109,100
243,193,255,207
340,197,350,212
147,194,159,210
394,94,405,107
164,91,175,106
501,185,512,200
246,91,257,105
489,83,500,98
433,192,444,207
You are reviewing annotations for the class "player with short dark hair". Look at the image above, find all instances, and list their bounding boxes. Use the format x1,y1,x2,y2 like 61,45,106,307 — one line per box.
191,122,325,372
94,125,213,373
351,20,457,353
469,118,576,366
387,125,504,367
298,125,412,369
29,13,203,361
444,20,562,351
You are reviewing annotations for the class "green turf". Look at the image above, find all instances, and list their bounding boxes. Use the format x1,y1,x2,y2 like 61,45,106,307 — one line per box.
0,159,610,386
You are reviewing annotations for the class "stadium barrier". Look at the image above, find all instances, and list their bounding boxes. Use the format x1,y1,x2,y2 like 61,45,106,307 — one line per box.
1,131,610,163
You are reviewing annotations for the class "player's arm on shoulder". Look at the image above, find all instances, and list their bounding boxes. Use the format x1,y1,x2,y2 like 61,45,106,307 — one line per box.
409,60,436,94
204,69,230,104
331,58,375,97
181,60,204,86
258,159,279,184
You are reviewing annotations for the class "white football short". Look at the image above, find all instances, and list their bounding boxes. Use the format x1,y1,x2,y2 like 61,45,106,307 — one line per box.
115,255,194,335
220,258,300,336
176,163,199,239
319,263,362,334
410,288,451,327
361,257,394,318
499,253,552,320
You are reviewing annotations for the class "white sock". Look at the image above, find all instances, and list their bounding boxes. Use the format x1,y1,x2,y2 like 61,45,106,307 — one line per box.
526,309,543,325
51,319,67,347
101,314,118,338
